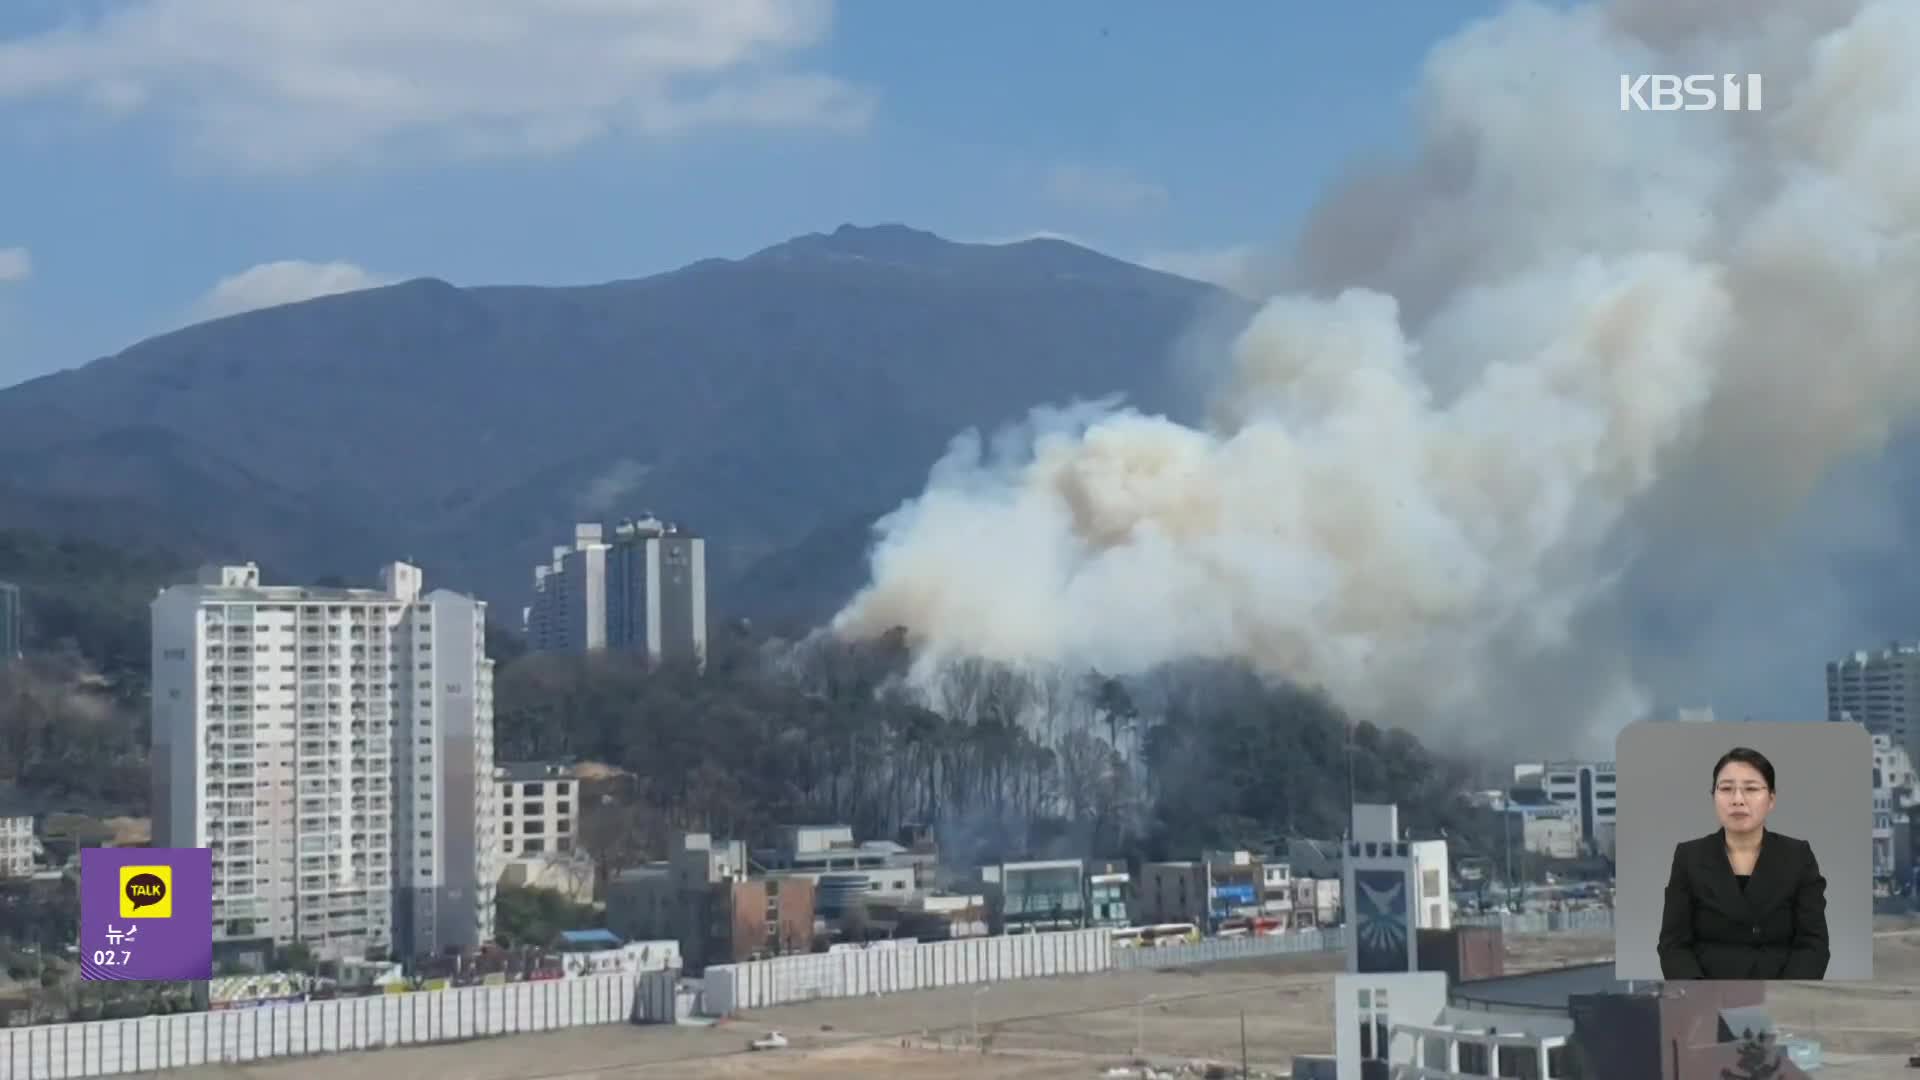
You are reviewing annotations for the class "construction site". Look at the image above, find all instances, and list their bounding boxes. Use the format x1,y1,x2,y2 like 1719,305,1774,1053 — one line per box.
158,920,1920,1079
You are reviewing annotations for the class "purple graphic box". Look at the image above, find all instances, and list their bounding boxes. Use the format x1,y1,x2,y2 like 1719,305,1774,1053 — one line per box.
81,847,213,981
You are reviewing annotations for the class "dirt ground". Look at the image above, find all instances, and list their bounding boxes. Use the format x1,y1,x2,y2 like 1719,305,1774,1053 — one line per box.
160,922,1920,1080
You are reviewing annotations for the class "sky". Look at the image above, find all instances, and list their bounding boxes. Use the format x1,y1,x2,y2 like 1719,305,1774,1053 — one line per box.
0,0,1502,389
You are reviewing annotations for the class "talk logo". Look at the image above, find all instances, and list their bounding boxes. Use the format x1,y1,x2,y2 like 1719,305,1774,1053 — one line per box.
119,864,173,919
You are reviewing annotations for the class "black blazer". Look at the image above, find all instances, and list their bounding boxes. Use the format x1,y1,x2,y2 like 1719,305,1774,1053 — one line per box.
1657,828,1829,980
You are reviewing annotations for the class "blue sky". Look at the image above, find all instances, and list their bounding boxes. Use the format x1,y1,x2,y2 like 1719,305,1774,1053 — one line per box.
0,0,1504,389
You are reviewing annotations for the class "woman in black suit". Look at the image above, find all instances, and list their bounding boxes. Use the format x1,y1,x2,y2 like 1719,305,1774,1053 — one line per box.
1657,746,1829,980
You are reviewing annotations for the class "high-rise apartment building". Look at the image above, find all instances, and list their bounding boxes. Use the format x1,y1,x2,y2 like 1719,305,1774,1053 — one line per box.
151,562,497,965
1827,643,1920,755
0,580,22,660
524,516,706,665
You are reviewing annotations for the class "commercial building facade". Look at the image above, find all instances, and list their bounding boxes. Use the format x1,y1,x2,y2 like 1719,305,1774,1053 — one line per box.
606,831,815,972
1513,760,1617,857
982,859,1086,933
151,562,498,964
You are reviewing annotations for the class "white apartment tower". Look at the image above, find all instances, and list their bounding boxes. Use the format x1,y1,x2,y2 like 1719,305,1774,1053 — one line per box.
1829,643,1920,758
151,562,498,964
524,516,707,665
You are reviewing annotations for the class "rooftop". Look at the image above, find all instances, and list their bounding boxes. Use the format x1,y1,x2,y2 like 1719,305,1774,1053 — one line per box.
496,761,578,783
1450,963,1645,1011
555,929,622,951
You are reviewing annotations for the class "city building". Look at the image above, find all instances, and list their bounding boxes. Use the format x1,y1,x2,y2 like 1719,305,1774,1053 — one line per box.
1334,964,1816,1079
1513,760,1616,857
751,824,920,908
0,580,20,659
1411,839,1452,931
1137,861,1206,926
151,561,498,965
0,816,37,877
1259,861,1294,923
1200,850,1264,926
980,859,1086,933
1828,643,1920,757
1281,838,1345,928
1085,861,1133,928
605,832,813,972
1137,850,1295,929
524,517,707,665
496,762,579,858
1502,791,1582,859
1346,803,1417,974
1871,734,1917,890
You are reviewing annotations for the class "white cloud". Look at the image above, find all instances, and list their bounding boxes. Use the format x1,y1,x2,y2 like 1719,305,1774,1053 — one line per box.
1139,244,1267,297
972,229,1097,247
1042,163,1168,214
0,247,30,283
0,0,872,172
195,260,396,320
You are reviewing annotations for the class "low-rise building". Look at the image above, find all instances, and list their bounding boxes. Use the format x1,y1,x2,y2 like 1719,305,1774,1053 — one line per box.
1411,839,1452,931
1338,965,1815,1079
496,762,580,859
1259,861,1294,922
755,823,920,910
0,815,37,877
497,852,596,904
551,929,680,978
981,859,1086,933
605,831,812,972
1139,850,1280,929
1871,733,1916,889
1513,759,1617,858
1282,838,1345,928
1085,861,1132,928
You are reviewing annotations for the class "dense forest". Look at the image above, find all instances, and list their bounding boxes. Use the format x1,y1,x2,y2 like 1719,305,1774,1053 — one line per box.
509,630,1512,879
0,527,1515,876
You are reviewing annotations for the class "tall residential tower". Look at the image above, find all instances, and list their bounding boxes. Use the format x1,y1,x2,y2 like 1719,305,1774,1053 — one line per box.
151,562,497,964
524,516,706,665
0,580,21,659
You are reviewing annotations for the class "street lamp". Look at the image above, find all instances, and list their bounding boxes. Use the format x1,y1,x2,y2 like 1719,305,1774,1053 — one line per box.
1135,992,1166,1061
970,985,991,1052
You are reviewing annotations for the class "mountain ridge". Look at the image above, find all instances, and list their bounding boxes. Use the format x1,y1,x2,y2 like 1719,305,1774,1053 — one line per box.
0,225,1253,624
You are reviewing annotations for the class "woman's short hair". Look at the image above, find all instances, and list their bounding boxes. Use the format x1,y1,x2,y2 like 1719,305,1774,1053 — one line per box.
1712,746,1776,792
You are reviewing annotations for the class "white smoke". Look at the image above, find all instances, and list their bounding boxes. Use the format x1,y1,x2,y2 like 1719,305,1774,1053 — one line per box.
834,0,1920,754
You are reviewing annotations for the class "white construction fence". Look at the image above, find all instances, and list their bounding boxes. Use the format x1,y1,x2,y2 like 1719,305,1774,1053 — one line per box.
0,973,636,1080
702,927,1112,1013
2,911,1616,1076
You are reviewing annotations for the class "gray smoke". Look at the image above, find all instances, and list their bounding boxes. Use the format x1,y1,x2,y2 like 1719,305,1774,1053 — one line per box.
835,0,1920,756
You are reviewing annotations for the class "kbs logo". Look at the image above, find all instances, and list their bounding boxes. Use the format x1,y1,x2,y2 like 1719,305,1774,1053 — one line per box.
1620,74,1763,112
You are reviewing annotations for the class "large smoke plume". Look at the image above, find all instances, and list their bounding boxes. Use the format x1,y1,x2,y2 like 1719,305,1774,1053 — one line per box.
834,0,1920,755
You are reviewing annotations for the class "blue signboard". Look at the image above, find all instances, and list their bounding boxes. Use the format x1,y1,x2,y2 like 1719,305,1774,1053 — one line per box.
1210,884,1257,905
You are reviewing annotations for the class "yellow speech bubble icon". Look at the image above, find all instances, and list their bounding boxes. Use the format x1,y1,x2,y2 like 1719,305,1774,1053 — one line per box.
119,864,174,919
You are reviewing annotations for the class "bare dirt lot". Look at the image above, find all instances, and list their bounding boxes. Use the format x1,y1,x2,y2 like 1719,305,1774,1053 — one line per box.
165,922,1920,1080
